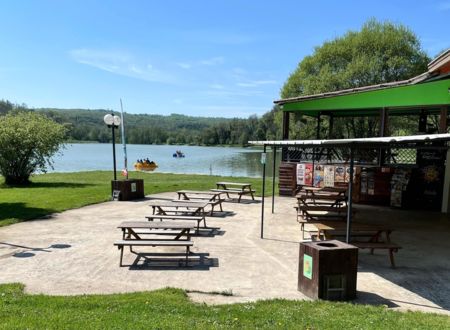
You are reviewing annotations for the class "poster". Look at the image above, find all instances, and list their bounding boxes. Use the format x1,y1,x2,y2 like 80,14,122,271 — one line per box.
314,165,324,187
303,254,313,279
335,166,346,183
297,163,305,185
304,163,313,186
324,166,335,187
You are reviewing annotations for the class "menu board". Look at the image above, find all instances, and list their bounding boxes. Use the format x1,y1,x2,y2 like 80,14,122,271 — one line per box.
297,163,306,185
324,166,335,187
314,165,324,187
335,166,346,183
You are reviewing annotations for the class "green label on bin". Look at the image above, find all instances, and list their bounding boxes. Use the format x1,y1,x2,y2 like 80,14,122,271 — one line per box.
303,254,313,279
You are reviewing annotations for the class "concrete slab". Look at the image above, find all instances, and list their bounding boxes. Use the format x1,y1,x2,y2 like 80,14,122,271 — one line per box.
0,193,449,315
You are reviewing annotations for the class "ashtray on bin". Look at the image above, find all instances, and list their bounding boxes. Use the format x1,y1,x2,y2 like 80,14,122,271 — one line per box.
298,240,358,301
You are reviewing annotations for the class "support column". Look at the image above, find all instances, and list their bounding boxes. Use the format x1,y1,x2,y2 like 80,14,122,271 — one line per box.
282,111,290,140
328,114,334,139
316,112,321,139
442,147,450,213
379,107,389,137
439,106,448,134
419,110,427,134
261,145,267,238
346,148,354,243
272,146,277,214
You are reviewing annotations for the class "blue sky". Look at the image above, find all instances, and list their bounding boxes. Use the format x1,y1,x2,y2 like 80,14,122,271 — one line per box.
0,1,449,118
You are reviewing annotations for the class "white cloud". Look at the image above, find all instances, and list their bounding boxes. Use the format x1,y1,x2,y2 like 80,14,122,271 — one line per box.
176,62,192,69
69,48,176,84
199,56,225,66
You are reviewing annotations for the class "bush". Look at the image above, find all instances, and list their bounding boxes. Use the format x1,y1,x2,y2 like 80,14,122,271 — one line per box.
0,111,66,185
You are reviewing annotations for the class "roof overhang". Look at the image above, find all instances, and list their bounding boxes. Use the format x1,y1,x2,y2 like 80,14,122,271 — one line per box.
249,133,450,149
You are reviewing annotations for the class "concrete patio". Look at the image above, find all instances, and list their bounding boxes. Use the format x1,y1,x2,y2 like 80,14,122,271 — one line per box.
0,193,449,315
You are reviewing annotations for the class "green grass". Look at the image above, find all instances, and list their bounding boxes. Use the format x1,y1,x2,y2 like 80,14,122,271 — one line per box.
0,284,448,329
0,171,268,227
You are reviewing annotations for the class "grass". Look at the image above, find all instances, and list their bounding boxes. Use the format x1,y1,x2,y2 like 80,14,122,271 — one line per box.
0,171,268,227
0,284,448,329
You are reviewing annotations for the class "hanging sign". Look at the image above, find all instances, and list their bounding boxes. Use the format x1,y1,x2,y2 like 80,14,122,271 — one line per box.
260,152,267,165
297,163,306,185
303,254,313,279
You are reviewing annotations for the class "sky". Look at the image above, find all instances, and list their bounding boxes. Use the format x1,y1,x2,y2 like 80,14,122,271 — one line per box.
0,1,449,118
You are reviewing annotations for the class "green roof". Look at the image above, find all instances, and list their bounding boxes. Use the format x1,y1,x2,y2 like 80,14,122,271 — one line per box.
278,78,450,117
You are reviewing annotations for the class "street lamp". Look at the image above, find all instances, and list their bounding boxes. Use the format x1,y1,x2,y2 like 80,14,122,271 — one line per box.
104,113,121,180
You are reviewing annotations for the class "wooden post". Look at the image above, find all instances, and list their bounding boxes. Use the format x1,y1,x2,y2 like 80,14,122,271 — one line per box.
316,112,321,139
282,111,290,140
439,107,448,134
419,110,427,133
328,114,334,139
379,107,389,137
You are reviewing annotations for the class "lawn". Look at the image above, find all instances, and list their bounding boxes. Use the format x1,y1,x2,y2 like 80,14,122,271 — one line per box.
0,284,448,329
0,171,267,227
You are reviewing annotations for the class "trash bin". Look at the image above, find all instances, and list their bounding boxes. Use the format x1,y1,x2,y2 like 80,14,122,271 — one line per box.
298,240,358,301
111,179,144,201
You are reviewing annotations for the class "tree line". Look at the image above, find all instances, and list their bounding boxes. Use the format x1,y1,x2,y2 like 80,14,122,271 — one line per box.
0,100,282,146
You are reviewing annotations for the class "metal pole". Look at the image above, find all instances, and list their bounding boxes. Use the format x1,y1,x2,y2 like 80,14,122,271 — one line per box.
271,146,276,213
346,147,354,243
261,144,267,239
120,99,128,179
112,121,117,181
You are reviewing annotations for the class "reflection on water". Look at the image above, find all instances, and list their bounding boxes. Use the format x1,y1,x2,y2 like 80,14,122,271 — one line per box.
51,143,281,178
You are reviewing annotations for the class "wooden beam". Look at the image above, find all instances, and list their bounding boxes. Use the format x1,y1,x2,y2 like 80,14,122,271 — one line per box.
282,111,290,140
439,106,448,133
316,112,321,139
328,114,334,139
418,110,427,133
379,107,389,137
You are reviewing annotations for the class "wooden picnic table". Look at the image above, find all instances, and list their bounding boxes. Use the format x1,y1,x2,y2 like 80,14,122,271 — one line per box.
114,221,196,266
176,190,224,214
211,182,255,202
312,221,392,242
310,221,401,267
118,221,195,240
148,200,209,217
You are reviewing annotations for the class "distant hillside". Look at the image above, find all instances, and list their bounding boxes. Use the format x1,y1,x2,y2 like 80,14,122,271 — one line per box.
0,100,280,146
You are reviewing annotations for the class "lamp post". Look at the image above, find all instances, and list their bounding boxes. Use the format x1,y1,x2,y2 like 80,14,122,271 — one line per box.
103,113,121,180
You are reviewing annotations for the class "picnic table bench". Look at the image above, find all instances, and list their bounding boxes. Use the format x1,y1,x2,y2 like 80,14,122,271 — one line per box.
211,182,255,202
114,221,195,266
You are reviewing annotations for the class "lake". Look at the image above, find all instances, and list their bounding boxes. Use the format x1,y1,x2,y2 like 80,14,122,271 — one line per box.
51,143,280,178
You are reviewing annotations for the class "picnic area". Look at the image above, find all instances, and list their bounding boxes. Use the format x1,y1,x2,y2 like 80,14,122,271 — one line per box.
0,188,449,315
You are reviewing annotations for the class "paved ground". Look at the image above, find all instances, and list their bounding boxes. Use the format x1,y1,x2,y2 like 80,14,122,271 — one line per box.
0,193,449,315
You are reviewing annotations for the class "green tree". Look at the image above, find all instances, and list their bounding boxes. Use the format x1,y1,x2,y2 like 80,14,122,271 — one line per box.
0,112,67,185
281,19,430,138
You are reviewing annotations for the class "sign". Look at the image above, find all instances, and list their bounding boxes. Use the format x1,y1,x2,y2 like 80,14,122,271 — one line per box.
314,165,324,187
297,163,306,185
260,152,266,165
303,254,313,279
131,182,136,192
324,166,335,187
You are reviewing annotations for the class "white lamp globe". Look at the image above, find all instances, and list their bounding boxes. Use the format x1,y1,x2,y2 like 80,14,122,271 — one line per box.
113,115,121,126
103,114,114,125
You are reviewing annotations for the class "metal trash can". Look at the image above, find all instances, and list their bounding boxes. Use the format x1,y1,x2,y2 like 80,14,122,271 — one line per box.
298,240,358,301
111,179,144,201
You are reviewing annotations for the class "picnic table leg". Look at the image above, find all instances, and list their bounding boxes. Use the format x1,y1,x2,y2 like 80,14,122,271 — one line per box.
238,193,242,203
389,249,396,268
119,246,124,267
185,246,190,266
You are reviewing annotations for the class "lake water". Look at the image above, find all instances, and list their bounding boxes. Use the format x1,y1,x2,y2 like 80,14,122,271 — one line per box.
51,143,280,178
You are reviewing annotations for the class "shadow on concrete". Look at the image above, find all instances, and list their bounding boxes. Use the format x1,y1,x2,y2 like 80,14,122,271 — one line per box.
129,252,218,271
0,242,72,259
194,228,225,238
224,199,261,204
208,211,236,218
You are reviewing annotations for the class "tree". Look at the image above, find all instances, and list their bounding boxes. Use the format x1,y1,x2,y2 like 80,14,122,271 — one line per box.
281,19,430,138
0,111,67,185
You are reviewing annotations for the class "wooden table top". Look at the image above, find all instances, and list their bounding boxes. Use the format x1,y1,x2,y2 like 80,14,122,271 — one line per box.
313,221,390,232
177,190,221,195
118,221,196,229
216,182,251,186
148,200,209,208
